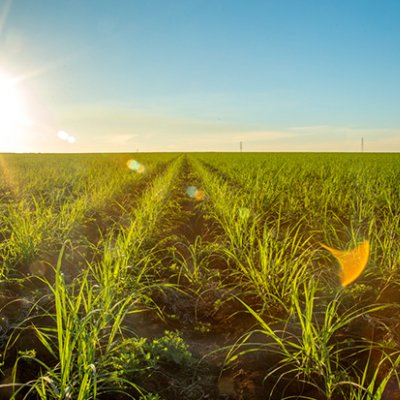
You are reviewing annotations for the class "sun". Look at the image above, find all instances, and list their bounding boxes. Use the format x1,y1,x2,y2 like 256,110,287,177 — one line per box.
0,71,30,151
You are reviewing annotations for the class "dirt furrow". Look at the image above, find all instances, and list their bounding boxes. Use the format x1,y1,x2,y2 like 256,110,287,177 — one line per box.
127,156,261,399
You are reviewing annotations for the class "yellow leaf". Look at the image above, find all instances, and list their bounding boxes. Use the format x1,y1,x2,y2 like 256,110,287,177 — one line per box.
320,240,370,287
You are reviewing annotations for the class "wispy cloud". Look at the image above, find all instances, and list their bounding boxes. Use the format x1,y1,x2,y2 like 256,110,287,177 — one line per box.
34,103,400,152
289,125,400,137
103,134,137,145
232,130,294,142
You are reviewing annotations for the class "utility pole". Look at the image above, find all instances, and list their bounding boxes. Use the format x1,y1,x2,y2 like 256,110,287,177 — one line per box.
361,137,364,153
240,141,243,152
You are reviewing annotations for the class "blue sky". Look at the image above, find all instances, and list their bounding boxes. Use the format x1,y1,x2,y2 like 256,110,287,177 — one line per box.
1,0,399,152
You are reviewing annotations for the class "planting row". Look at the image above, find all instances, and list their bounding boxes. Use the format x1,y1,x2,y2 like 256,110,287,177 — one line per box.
0,152,399,399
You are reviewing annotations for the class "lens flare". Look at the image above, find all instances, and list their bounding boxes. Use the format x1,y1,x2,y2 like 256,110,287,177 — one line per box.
320,240,370,287
195,189,205,201
0,70,31,150
57,130,76,144
186,186,205,201
57,131,69,141
127,159,145,173
186,186,197,198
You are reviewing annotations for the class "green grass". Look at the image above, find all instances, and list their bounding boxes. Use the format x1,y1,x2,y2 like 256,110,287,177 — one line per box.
0,152,399,399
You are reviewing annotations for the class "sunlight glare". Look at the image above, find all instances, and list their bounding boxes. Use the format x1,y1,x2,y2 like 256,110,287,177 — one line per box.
186,186,205,201
0,70,30,150
127,159,145,173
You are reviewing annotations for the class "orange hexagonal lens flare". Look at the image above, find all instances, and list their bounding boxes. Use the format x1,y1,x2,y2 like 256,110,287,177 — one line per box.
320,240,370,287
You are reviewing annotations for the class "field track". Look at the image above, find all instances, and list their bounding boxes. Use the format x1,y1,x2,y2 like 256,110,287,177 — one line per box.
0,152,400,399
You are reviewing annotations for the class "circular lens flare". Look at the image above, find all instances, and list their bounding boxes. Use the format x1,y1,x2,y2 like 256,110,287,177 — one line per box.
57,130,76,144
186,186,197,198
127,159,145,173
186,186,205,201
